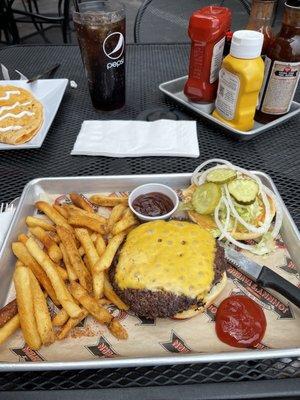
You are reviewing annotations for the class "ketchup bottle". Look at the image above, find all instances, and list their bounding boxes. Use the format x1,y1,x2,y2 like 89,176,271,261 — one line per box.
184,6,231,104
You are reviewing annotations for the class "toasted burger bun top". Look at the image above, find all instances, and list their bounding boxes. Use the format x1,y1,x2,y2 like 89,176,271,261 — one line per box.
183,185,276,241
114,220,217,299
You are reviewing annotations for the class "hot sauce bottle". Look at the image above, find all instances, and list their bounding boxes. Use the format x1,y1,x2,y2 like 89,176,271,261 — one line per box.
184,6,231,104
255,0,300,123
246,0,276,55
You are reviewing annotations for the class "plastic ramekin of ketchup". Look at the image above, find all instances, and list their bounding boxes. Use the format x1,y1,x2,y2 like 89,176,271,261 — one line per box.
129,183,179,221
215,295,267,348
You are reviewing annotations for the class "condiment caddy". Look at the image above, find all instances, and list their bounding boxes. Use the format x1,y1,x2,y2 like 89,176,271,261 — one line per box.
159,75,300,140
160,0,300,139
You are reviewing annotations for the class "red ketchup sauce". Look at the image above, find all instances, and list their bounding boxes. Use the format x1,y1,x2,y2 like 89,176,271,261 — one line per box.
215,295,267,348
132,192,174,217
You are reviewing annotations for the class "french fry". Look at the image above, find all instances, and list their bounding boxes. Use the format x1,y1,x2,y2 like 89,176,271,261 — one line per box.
124,224,138,235
99,298,111,306
35,201,72,231
64,204,84,214
75,229,99,269
68,206,107,224
18,233,29,244
52,308,69,327
78,246,85,257
0,299,18,328
89,194,128,207
69,282,112,324
49,232,60,243
29,269,55,346
53,204,69,219
67,285,128,340
12,242,59,305
25,237,82,319
29,226,62,263
56,265,68,281
0,314,20,345
104,275,129,310
59,243,77,281
56,226,92,292
93,233,126,273
26,216,55,232
95,235,106,257
57,308,88,340
68,214,106,234
15,260,24,268
90,232,98,242
111,209,137,235
106,204,127,233
108,318,128,340
75,228,104,298
69,192,94,213
83,255,91,272
14,266,42,350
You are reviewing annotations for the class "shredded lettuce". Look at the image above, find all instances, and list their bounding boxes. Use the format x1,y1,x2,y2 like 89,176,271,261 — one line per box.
251,232,275,255
211,228,221,238
218,202,235,231
234,199,262,224
178,201,194,211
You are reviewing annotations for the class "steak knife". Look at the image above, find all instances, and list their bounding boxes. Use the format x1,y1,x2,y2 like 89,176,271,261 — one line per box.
224,247,300,308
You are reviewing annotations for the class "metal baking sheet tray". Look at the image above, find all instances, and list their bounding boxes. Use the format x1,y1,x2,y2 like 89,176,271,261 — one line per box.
159,76,300,140
0,172,299,371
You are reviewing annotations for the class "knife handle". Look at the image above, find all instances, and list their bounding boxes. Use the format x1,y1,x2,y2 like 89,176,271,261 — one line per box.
257,267,300,308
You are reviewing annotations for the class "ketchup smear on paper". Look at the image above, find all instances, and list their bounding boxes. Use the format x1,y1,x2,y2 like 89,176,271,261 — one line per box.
215,295,267,348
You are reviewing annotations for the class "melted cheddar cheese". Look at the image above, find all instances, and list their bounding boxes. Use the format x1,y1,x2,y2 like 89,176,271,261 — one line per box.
115,220,216,298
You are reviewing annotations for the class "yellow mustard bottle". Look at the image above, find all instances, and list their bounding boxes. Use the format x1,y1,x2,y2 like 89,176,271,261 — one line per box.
212,30,264,131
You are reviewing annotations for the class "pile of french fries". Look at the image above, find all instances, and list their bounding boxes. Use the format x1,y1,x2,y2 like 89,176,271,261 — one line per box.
0,192,139,351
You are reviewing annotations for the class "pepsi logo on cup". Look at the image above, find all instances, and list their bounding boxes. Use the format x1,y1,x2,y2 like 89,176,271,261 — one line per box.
103,32,125,69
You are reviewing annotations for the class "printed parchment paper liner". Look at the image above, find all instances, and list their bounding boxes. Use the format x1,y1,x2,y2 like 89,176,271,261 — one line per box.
1,191,299,363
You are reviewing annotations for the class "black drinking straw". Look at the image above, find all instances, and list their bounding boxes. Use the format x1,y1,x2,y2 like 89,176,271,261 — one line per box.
73,0,79,12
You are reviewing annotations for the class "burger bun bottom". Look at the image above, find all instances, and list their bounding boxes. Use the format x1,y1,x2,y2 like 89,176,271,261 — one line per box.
173,271,227,319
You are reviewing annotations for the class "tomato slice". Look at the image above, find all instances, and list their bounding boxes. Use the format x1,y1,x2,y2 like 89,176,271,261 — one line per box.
215,295,267,348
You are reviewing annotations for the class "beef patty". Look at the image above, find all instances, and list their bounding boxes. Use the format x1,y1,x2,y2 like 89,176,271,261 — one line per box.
109,243,226,319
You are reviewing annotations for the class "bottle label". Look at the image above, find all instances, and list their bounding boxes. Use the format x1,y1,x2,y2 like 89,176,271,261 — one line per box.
210,37,225,84
190,44,205,79
259,58,300,115
215,68,240,120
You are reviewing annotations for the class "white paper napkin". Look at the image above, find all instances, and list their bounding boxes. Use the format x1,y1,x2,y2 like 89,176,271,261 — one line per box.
71,120,199,158
0,205,15,249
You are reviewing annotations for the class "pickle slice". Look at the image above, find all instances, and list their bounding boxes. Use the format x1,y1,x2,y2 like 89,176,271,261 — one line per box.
228,179,259,205
192,183,221,215
206,168,237,184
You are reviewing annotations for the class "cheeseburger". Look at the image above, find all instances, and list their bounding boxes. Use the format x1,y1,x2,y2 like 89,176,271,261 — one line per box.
109,220,227,319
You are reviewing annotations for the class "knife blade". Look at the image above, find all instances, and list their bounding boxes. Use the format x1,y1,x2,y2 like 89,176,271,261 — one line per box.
224,247,300,308
26,63,60,83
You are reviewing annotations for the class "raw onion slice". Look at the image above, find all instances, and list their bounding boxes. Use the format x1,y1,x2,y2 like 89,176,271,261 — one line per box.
218,190,231,240
192,159,234,186
224,184,271,235
263,185,283,238
215,197,256,252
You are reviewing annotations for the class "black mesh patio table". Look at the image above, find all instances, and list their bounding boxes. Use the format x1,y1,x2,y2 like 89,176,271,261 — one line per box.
0,44,299,399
